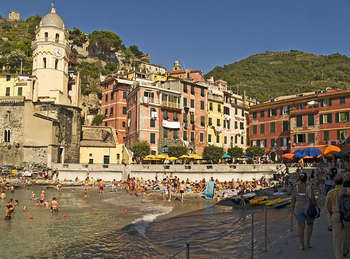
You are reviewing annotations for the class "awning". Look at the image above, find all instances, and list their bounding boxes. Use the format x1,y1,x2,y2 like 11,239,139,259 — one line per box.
162,120,180,129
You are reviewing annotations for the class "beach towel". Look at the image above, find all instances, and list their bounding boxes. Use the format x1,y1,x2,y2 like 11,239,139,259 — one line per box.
204,181,214,199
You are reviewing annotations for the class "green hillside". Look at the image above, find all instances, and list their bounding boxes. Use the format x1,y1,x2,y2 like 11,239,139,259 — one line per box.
206,50,350,102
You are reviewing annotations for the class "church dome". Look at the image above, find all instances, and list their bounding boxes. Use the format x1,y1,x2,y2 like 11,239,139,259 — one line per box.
40,6,65,29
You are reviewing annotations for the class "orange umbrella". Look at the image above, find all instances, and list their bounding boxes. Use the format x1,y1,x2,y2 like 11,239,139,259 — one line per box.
303,156,314,159
282,153,294,159
323,145,341,156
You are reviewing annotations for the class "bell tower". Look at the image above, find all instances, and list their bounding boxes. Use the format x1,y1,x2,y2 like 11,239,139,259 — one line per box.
32,4,71,105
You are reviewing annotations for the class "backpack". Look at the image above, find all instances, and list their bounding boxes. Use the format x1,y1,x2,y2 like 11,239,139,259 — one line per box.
339,188,350,223
306,200,320,219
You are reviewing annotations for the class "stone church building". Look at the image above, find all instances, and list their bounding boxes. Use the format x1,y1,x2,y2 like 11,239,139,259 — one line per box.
0,5,81,168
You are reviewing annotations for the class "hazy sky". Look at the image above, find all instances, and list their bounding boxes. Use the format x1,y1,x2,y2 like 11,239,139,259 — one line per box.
2,0,350,73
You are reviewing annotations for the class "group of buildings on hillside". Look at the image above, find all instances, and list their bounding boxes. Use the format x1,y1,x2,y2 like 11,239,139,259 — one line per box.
1,6,350,169
101,62,255,156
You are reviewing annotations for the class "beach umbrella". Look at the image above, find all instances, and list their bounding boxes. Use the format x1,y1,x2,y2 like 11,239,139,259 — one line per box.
282,153,294,159
222,154,231,159
145,155,155,159
155,154,168,159
293,147,322,158
241,155,251,159
188,154,202,159
323,145,341,156
167,157,178,160
179,155,191,159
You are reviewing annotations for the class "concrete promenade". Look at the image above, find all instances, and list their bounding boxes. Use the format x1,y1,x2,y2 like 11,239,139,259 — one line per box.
260,209,334,259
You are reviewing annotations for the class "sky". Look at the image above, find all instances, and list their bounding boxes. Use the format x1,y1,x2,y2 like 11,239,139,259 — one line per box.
2,0,350,73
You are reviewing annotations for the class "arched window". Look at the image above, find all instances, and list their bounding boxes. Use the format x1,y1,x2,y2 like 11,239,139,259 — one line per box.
55,59,58,70
43,57,47,68
55,33,59,43
4,129,10,143
45,32,48,41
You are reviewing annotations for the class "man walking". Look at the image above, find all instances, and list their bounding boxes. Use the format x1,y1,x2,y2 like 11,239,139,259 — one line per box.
326,175,350,259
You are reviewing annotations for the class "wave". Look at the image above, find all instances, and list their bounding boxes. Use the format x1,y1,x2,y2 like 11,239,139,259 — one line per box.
131,205,173,238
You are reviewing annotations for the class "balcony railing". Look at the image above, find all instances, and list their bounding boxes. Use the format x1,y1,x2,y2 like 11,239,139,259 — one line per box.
161,101,182,110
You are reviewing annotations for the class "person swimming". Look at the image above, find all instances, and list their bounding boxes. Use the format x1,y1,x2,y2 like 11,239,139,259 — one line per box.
4,199,15,220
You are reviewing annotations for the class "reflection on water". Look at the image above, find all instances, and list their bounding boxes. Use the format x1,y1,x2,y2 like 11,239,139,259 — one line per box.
0,187,290,258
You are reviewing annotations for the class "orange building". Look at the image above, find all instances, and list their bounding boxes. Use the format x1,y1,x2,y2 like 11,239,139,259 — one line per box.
249,88,350,159
101,76,133,144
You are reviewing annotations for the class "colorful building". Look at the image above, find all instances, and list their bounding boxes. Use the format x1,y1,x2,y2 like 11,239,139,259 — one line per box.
0,74,32,97
249,88,350,160
207,88,224,147
158,80,183,153
126,79,162,155
80,126,131,164
101,76,133,144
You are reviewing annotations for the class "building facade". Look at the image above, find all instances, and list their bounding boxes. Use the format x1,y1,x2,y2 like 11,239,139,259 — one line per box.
126,79,162,155
0,5,81,168
101,76,132,144
80,126,131,164
249,89,350,160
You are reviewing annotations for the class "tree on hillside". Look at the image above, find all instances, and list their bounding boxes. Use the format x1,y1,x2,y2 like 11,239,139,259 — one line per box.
69,27,87,46
167,144,188,158
102,62,118,75
88,30,123,62
26,15,41,37
245,146,265,158
203,145,224,164
131,141,150,163
129,45,144,58
227,146,243,159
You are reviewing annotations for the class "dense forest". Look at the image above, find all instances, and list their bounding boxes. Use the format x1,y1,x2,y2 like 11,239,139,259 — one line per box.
0,15,147,95
206,50,350,102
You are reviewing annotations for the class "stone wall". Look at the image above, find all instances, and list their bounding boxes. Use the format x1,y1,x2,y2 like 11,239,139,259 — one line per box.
0,99,25,166
53,163,291,182
22,147,48,167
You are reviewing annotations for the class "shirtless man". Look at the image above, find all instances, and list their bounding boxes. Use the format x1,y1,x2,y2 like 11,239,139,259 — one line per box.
40,190,45,205
50,197,59,213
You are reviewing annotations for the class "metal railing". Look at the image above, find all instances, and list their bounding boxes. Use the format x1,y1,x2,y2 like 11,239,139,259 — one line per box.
161,101,182,110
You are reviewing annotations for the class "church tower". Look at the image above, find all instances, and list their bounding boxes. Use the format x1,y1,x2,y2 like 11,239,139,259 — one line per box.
32,4,71,105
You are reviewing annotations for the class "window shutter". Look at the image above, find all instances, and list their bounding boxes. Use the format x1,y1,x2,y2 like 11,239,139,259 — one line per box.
329,98,332,106
320,115,323,124
336,112,339,123
329,114,332,123
347,112,350,122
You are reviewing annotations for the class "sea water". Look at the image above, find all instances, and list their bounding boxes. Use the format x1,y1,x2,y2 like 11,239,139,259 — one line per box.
0,186,290,258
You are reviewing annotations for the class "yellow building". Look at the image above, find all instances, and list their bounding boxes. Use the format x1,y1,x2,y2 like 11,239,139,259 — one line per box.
207,90,224,147
0,74,31,97
80,126,131,164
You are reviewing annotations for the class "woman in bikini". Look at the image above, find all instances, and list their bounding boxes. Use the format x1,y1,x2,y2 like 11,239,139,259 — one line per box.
291,172,317,250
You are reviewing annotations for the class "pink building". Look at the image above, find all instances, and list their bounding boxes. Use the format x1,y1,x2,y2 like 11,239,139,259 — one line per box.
126,80,161,155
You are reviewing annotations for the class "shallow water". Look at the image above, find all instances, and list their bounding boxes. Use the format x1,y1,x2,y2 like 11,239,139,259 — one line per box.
0,187,290,258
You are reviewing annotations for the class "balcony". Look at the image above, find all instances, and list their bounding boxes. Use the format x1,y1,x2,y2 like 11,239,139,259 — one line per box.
161,101,182,110
208,93,223,102
290,106,319,116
